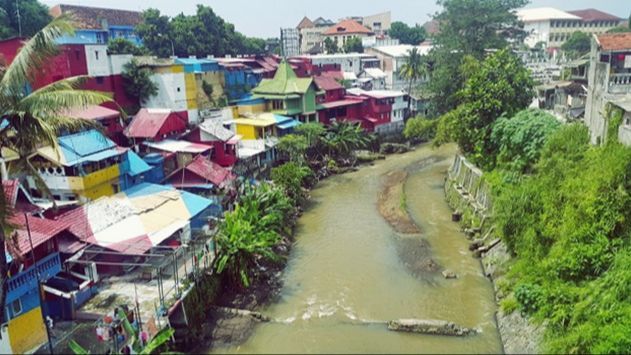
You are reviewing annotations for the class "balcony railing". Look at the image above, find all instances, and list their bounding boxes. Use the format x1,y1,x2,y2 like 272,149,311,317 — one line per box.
6,253,62,303
609,73,631,94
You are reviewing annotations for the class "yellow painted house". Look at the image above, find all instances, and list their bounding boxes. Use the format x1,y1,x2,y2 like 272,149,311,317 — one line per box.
27,130,150,204
233,113,303,140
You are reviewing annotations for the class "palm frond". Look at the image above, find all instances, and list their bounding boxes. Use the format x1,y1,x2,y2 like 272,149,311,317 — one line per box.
0,15,76,94
18,89,113,117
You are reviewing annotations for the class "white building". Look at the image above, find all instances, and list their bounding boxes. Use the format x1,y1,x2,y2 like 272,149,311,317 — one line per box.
517,7,624,49
297,17,335,54
358,67,387,90
365,44,432,90
323,19,373,49
301,53,380,75
360,11,392,36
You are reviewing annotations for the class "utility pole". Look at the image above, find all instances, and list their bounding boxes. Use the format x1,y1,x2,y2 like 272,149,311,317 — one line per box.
15,0,22,37
24,213,54,354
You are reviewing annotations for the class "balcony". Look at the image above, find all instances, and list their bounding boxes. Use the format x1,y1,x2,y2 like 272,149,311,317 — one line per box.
6,253,61,303
609,73,631,94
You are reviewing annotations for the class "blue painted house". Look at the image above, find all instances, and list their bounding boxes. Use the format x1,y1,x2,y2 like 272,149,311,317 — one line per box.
50,4,142,45
218,61,263,102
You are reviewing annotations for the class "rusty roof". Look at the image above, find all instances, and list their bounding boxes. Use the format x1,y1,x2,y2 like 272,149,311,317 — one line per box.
50,4,142,30
568,9,622,22
597,33,631,51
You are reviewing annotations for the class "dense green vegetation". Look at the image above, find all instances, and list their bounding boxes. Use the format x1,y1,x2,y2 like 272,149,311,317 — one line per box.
121,59,158,106
491,124,631,353
343,37,363,53
0,0,50,39
107,38,148,55
136,5,266,58
427,0,528,115
561,31,591,58
389,21,426,45
434,48,534,169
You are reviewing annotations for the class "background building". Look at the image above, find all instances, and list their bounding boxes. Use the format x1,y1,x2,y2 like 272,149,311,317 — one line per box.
280,28,300,57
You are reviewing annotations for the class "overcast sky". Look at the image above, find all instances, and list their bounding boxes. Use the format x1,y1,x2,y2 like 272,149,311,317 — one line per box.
42,0,630,38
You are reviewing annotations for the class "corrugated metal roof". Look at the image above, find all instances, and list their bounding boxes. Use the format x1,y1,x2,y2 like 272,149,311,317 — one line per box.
62,105,120,121
125,109,187,139
318,99,364,109
597,33,631,51
126,151,151,177
57,183,213,255
9,214,70,257
199,119,235,142
144,140,214,154
2,180,19,208
36,130,123,166
314,76,344,91
517,7,581,22
252,60,313,95
568,9,622,22
185,155,236,187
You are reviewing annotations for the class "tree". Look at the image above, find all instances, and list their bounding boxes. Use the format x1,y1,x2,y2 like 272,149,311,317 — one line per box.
389,21,426,45
107,38,147,55
121,59,158,105
135,8,173,58
435,48,534,168
398,47,428,116
324,37,339,54
427,0,528,115
271,162,313,205
322,121,371,159
277,134,308,164
403,116,437,142
0,16,112,325
561,31,591,58
0,0,51,39
343,37,363,53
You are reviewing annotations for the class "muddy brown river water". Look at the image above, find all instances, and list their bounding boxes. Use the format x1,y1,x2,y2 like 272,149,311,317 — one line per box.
210,144,502,354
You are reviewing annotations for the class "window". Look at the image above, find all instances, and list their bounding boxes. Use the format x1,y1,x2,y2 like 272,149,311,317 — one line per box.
96,77,104,85
176,87,181,92
95,50,99,60
10,299,22,318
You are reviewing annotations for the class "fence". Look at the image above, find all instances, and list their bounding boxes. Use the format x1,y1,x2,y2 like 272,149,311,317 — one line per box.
444,154,492,226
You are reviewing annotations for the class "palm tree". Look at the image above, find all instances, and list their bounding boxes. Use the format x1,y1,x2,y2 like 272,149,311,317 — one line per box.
322,121,371,159
0,16,112,325
398,48,429,118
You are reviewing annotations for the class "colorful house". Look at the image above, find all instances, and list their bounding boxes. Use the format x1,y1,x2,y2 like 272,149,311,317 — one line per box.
165,155,236,192
125,108,189,144
314,76,366,126
175,58,226,123
63,105,127,145
27,129,151,204
233,113,302,140
142,139,214,176
57,183,217,259
251,60,318,122
50,4,143,45
218,61,263,102
187,119,239,167
322,19,373,50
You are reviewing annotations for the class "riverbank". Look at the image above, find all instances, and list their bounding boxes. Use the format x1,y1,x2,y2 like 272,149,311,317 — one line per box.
203,144,501,353
443,154,543,354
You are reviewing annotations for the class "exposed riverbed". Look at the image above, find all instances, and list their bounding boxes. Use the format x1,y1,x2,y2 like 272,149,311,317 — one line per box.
209,143,502,354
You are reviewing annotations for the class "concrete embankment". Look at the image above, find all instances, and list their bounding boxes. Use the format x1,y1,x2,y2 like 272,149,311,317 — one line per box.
444,154,544,354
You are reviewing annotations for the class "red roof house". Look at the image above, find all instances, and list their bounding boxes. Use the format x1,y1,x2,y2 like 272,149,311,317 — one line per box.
568,9,622,22
324,19,372,36
124,108,188,142
597,33,631,51
165,155,236,190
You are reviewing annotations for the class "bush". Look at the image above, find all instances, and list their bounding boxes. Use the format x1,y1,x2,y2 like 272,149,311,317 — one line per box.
514,283,544,315
403,116,437,142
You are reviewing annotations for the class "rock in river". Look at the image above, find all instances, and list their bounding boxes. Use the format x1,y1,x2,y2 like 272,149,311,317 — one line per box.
387,319,476,336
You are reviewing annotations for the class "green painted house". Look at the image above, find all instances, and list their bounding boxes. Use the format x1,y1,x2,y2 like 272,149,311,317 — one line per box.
251,60,318,122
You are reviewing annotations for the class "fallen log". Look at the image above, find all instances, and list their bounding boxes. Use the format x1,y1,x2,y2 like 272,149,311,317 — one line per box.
387,319,477,336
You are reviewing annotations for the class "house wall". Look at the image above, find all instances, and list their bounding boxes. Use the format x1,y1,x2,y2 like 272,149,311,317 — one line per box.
57,30,104,45
144,70,188,111
7,306,47,354
523,21,552,48
236,124,258,140
85,45,110,77
0,37,24,65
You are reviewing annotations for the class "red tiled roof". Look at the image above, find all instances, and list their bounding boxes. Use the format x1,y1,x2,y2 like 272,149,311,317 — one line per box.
50,4,142,30
184,155,236,187
8,214,69,257
124,109,187,139
319,70,344,81
314,76,344,91
597,33,631,51
62,105,120,121
2,180,19,208
568,9,622,22
324,19,372,35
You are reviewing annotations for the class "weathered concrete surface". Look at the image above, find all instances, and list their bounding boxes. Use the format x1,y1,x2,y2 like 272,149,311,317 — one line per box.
387,319,477,336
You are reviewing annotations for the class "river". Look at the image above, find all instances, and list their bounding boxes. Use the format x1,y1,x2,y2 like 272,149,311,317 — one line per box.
211,143,502,354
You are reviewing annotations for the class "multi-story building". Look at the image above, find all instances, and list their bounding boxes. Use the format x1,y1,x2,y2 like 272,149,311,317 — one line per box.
365,44,432,90
27,129,150,204
518,7,624,49
295,53,380,76
281,28,300,57
585,32,631,145
358,11,392,36
323,19,373,50
251,60,318,122
297,16,335,54
50,4,142,45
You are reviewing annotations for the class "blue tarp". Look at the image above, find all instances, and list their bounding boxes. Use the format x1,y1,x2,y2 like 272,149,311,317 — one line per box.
277,120,302,130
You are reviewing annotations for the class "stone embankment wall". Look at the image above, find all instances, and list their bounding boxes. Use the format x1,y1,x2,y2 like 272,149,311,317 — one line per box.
444,155,543,354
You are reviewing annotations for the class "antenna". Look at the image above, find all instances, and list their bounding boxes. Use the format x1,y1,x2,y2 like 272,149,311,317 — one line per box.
16,0,22,37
